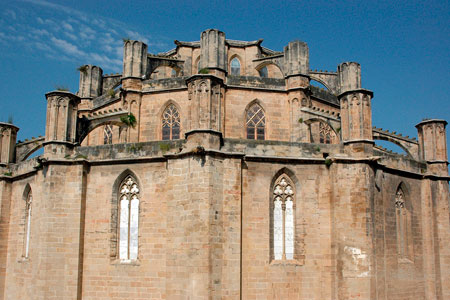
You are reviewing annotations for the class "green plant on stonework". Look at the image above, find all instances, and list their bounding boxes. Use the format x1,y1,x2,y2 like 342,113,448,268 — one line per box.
298,118,303,123
122,37,131,43
159,143,170,153
314,146,321,152
77,65,88,74
324,158,332,167
120,113,137,128
107,89,116,98
7,115,13,124
336,127,341,133
3,172,12,176
199,68,209,74
55,85,69,91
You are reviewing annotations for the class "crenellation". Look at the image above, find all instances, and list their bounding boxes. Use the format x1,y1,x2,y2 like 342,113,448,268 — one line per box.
1,29,448,300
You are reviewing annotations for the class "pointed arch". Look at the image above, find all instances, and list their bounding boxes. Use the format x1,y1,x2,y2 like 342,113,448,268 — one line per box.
160,100,182,140
245,99,266,140
22,184,33,258
229,55,241,76
270,169,298,261
111,169,142,261
304,118,340,144
255,62,284,78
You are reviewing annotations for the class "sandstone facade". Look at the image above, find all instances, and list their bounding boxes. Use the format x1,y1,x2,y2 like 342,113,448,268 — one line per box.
0,29,449,299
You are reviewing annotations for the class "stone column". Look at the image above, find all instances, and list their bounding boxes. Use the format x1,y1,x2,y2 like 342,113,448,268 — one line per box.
283,40,310,142
338,62,374,156
0,180,12,300
44,91,80,157
0,123,19,166
416,119,450,298
121,40,147,143
78,65,103,99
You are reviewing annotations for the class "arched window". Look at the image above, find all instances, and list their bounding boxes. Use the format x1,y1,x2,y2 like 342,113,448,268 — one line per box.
162,104,181,140
319,122,332,144
395,185,413,261
171,68,177,78
23,188,32,258
273,174,295,260
119,175,140,261
230,58,240,75
258,66,268,78
246,103,265,140
104,124,113,144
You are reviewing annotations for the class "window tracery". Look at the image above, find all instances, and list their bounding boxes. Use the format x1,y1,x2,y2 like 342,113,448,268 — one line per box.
162,104,180,140
119,176,140,261
104,124,113,144
319,122,332,144
246,103,265,140
273,175,295,260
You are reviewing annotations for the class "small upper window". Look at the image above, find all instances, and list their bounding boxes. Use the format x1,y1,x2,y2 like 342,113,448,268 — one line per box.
258,66,268,78
104,125,113,145
230,58,240,75
162,104,181,140
246,103,265,140
171,68,177,78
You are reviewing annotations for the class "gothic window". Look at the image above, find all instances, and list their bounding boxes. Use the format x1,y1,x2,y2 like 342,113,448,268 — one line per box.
171,68,177,78
119,176,140,261
246,103,265,140
319,122,332,144
162,104,181,140
273,174,295,260
258,66,268,78
23,189,32,258
230,58,240,75
104,124,113,144
395,186,413,261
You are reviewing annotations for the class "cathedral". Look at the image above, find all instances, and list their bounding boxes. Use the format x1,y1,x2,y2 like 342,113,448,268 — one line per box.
0,29,449,299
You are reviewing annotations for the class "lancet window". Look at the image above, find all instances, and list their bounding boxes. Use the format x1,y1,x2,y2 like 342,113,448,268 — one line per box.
162,104,180,140
273,174,295,260
246,103,265,140
104,124,113,144
119,176,140,261
395,186,413,260
259,66,268,78
23,189,32,258
230,58,241,75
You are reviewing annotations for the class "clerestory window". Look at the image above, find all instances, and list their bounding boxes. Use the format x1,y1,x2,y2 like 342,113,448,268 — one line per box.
119,176,140,261
104,124,113,144
273,174,295,260
162,104,181,140
230,58,241,75
246,103,265,140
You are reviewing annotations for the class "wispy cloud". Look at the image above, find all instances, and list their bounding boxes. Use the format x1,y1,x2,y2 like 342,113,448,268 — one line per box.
1,0,170,72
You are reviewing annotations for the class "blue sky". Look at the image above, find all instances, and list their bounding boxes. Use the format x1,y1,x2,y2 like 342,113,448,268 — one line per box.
1,0,449,154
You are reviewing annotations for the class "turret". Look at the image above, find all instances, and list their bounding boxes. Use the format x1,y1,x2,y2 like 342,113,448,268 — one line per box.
43,91,80,157
123,40,148,79
337,62,373,155
78,65,103,99
416,119,448,176
338,62,361,93
0,122,19,166
200,29,226,77
283,40,309,76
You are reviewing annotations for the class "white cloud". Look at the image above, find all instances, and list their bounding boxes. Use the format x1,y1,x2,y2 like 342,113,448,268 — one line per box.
62,22,73,32
51,37,85,57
